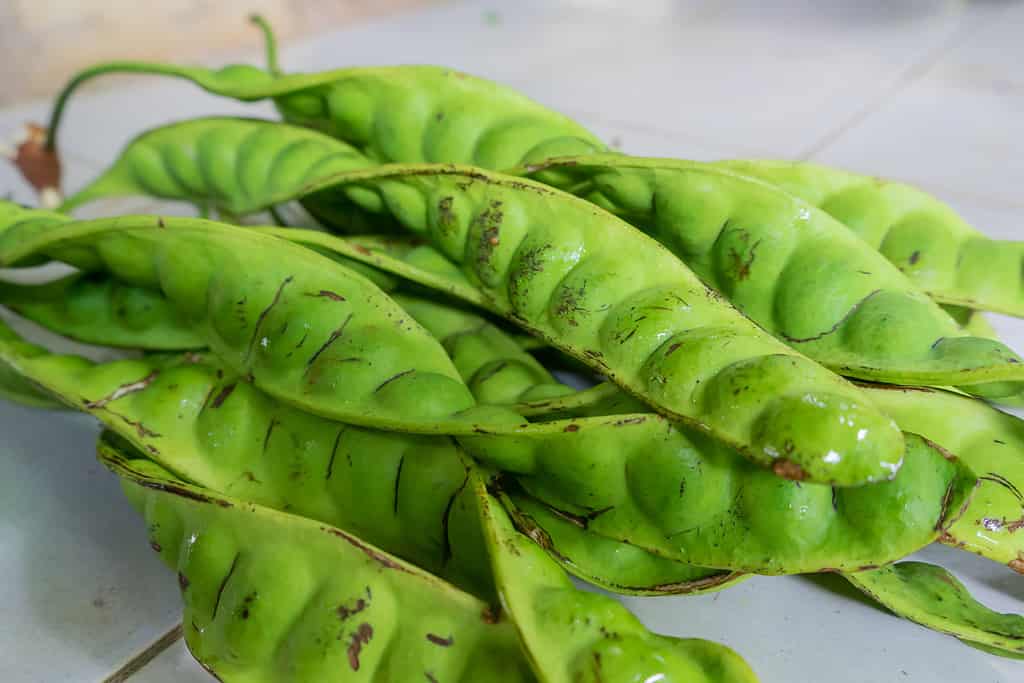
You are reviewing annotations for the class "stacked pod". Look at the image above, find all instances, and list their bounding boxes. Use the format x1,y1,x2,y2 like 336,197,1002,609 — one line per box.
1,14,1022,682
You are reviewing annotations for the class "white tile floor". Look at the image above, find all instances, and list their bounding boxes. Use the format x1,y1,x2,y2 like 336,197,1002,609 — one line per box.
0,1,1022,680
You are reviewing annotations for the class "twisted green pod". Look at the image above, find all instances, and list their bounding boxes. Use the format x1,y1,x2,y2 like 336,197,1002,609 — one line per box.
516,156,1024,402
98,434,535,682
46,24,605,172
861,384,1024,574
0,208,533,434
0,273,204,349
501,487,744,596
845,562,1024,656
393,293,573,406
720,159,1024,318
459,415,974,574
195,164,906,486
0,320,496,596
472,469,759,683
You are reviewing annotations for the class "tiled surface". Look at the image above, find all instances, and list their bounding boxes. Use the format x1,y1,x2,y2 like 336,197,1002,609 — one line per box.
0,402,181,682
1,0,1022,681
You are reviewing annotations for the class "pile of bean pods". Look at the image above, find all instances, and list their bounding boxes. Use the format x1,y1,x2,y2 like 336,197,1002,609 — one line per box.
3,15,1023,681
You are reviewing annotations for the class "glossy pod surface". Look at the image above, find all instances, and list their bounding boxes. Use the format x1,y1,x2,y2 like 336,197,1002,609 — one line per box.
0,273,205,349
720,159,1024,318
517,156,1024,401
0,208,523,434
393,293,573,406
845,562,1024,655
275,165,905,486
473,471,759,683
460,415,974,574
502,489,745,596
0,321,495,597
99,435,535,683
861,384,1024,573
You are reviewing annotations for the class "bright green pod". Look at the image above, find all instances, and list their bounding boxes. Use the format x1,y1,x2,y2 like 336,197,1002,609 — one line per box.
98,434,535,683
502,487,745,596
222,164,907,487
472,470,759,683
58,117,374,216
392,293,573,406
460,415,974,574
274,229,488,307
0,272,205,349
515,156,1024,402
46,20,604,172
719,159,1024,319
0,207,532,434
845,562,1024,656
0,321,494,597
0,354,60,408
861,384,1024,575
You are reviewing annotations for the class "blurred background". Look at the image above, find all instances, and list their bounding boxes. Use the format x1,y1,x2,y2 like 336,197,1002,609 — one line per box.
0,0,431,105
2,0,1011,105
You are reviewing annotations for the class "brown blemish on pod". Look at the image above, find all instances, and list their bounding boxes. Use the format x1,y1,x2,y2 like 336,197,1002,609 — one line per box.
772,458,807,481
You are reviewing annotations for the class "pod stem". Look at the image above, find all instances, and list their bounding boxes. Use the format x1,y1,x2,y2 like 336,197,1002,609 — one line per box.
249,14,282,76
44,61,200,151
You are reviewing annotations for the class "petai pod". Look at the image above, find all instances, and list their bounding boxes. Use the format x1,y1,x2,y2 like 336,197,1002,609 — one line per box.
404,293,745,595
0,207,527,434
459,415,975,574
46,21,605,172
242,164,907,486
861,384,1024,574
58,117,375,219
272,229,489,307
845,562,1024,656
0,321,494,597
0,323,61,408
516,156,1024,402
392,292,573,406
720,159,1024,318
472,469,759,683
501,486,745,596
0,272,204,350
99,434,534,682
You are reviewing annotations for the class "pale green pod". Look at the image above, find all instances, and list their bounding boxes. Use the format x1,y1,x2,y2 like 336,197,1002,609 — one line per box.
719,159,1024,318
472,469,759,683
861,384,1024,575
98,434,536,682
845,562,1024,656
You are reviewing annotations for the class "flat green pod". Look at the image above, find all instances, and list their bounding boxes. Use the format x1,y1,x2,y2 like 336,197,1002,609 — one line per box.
460,415,974,574
393,293,573,406
0,207,531,434
719,159,1024,319
58,117,374,216
502,487,745,596
515,156,1024,403
472,470,759,683
274,229,488,306
47,19,604,172
860,384,1024,574
0,272,205,349
98,434,535,683
845,562,1024,656
0,321,495,597
234,164,907,487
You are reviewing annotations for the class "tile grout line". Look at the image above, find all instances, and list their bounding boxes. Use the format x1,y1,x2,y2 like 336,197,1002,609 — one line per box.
797,7,1001,162
101,622,183,683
